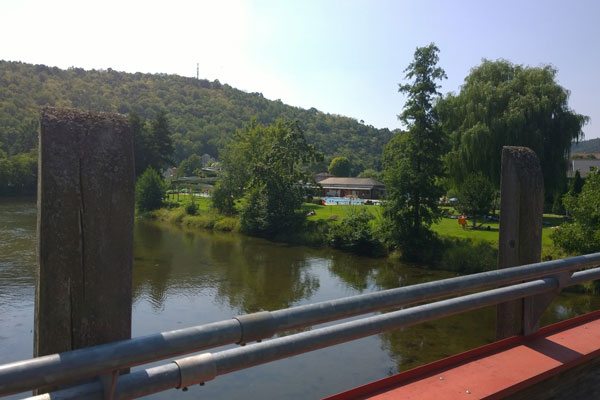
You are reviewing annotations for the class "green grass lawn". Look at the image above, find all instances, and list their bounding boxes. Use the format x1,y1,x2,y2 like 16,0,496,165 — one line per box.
302,202,383,222
434,216,501,243
165,193,212,211
436,213,566,248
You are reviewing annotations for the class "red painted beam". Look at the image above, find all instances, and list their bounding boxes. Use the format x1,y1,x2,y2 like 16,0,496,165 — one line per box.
325,310,600,400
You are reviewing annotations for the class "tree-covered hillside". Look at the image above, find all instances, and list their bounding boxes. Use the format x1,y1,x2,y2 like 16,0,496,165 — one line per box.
571,138,600,154
0,60,393,175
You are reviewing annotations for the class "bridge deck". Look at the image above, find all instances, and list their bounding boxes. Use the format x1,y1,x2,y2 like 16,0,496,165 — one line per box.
325,310,600,400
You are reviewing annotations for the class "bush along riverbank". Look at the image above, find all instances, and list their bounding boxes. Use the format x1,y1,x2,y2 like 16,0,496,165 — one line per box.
143,195,506,274
148,206,241,233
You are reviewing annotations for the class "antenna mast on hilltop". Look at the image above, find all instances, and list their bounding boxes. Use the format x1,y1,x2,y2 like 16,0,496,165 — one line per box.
196,63,199,80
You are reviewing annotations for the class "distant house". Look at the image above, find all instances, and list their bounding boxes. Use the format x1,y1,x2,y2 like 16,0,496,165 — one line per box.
568,159,600,178
319,177,386,199
201,153,215,167
162,167,177,180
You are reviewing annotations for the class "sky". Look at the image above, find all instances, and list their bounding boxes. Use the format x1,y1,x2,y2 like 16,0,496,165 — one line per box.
1,0,599,138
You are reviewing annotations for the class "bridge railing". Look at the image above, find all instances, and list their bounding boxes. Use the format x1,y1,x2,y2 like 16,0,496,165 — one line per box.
1,252,600,399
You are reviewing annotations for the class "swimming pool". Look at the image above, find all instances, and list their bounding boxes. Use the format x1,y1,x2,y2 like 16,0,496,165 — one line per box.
321,197,381,205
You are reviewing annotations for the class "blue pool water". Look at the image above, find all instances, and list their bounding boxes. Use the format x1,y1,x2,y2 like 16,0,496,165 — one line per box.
321,197,381,205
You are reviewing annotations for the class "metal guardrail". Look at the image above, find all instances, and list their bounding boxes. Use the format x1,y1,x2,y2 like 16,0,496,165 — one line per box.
2,253,600,399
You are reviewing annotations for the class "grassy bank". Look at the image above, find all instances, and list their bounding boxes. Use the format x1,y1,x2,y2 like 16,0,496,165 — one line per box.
148,195,568,274
301,202,569,271
302,202,560,248
150,196,240,233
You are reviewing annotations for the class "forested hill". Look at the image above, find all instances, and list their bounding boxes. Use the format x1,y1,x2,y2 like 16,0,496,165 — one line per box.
571,138,600,154
0,60,393,172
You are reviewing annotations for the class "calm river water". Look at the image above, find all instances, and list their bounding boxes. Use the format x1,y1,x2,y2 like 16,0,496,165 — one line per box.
2,198,599,399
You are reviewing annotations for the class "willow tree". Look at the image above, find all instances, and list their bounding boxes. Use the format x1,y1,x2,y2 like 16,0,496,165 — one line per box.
438,60,588,198
383,43,447,257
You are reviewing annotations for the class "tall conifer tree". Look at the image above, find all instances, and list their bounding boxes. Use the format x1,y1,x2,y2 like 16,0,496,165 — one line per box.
383,43,447,257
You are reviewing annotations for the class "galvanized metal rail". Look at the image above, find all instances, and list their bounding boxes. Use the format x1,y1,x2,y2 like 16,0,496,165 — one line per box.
1,253,600,399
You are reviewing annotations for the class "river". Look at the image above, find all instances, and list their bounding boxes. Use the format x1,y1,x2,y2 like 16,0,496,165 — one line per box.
1,198,599,399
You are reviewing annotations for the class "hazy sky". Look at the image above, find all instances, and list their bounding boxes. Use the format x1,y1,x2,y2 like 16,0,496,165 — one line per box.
2,0,599,138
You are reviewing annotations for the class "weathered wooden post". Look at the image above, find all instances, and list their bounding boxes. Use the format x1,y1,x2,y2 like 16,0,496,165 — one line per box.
35,108,134,361
496,146,545,339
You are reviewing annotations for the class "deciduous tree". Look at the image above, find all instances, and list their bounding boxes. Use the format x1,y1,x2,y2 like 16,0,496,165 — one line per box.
135,167,166,212
456,172,495,229
177,154,204,177
551,170,600,254
213,119,322,236
328,156,352,177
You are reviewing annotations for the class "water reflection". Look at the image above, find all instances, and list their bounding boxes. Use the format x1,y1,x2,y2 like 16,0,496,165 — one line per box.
328,252,375,291
128,218,600,385
207,237,320,313
133,220,320,314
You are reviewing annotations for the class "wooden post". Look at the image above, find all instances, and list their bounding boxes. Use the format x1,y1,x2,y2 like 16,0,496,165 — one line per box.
35,108,134,359
496,146,544,339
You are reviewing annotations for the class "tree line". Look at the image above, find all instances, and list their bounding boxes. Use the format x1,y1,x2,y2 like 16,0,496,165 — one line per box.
194,43,588,260
380,44,587,258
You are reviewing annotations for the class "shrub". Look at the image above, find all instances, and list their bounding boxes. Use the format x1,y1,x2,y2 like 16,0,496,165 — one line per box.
163,199,180,209
551,223,600,255
327,209,385,257
436,237,497,274
182,214,215,229
168,207,186,224
185,199,199,215
213,217,240,232
552,170,600,254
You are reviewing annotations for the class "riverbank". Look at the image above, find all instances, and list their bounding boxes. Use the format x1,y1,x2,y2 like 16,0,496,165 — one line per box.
148,195,573,274
147,196,503,273
150,206,241,233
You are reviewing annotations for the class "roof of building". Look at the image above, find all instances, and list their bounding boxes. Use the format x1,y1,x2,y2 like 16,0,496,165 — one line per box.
314,172,333,182
319,177,385,187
